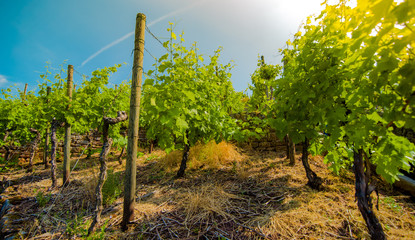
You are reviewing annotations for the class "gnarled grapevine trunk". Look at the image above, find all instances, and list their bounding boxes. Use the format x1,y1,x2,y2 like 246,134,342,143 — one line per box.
2,130,11,161
2,130,11,142
1,130,13,171
354,149,386,239
288,135,295,166
149,139,154,154
27,128,41,172
118,146,125,165
3,146,11,164
285,134,290,158
118,129,127,165
88,111,128,235
176,143,190,178
301,137,322,190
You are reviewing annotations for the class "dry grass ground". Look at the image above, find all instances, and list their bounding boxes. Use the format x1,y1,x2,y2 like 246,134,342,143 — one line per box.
1,143,415,239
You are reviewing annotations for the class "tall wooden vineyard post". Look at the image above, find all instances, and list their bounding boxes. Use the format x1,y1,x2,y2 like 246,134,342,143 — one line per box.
23,83,28,100
260,56,269,99
282,59,295,165
122,13,146,231
43,86,51,169
63,65,73,186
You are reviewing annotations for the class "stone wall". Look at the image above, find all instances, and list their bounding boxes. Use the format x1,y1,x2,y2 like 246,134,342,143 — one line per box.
237,130,303,152
0,129,148,162
1,113,303,161
232,112,302,152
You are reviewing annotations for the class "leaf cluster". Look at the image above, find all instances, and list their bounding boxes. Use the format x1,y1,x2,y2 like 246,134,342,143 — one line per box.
268,0,415,182
141,25,240,152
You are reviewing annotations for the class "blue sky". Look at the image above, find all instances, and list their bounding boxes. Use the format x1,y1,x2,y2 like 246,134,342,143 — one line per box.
0,0,324,94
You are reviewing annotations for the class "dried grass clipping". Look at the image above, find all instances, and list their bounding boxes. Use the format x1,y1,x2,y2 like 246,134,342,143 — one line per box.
180,184,238,224
189,140,241,169
160,141,242,171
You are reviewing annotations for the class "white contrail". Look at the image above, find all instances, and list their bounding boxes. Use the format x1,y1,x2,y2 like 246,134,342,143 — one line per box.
81,1,205,67
81,32,134,67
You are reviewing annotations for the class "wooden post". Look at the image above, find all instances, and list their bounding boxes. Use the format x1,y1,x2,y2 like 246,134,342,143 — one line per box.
63,65,73,187
261,56,269,99
43,87,51,169
23,83,28,100
122,13,146,231
50,120,58,189
282,59,295,165
50,119,64,190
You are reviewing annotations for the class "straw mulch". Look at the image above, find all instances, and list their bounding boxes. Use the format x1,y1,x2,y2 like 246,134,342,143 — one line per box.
1,145,415,239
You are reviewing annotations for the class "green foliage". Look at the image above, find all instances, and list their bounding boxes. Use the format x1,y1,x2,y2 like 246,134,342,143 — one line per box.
141,24,240,151
87,220,108,240
65,213,89,238
232,113,269,142
269,0,415,183
382,196,403,214
0,155,19,172
0,82,46,146
0,62,130,165
35,190,52,207
102,169,123,206
248,56,281,111
67,64,130,137
144,154,158,163
65,212,107,240
234,56,282,143
113,135,127,149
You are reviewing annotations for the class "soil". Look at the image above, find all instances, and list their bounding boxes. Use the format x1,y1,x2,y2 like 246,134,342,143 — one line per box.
1,147,415,239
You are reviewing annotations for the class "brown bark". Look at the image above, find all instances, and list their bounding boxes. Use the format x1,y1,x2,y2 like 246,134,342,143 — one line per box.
2,129,11,142
285,134,290,158
354,149,386,240
285,134,296,166
89,111,127,234
43,127,50,169
301,137,322,190
50,119,64,190
288,136,295,166
3,146,11,163
23,83,28,99
122,13,146,231
118,130,127,165
63,65,73,187
118,146,125,165
43,86,51,169
27,128,41,172
149,140,154,154
176,143,190,178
